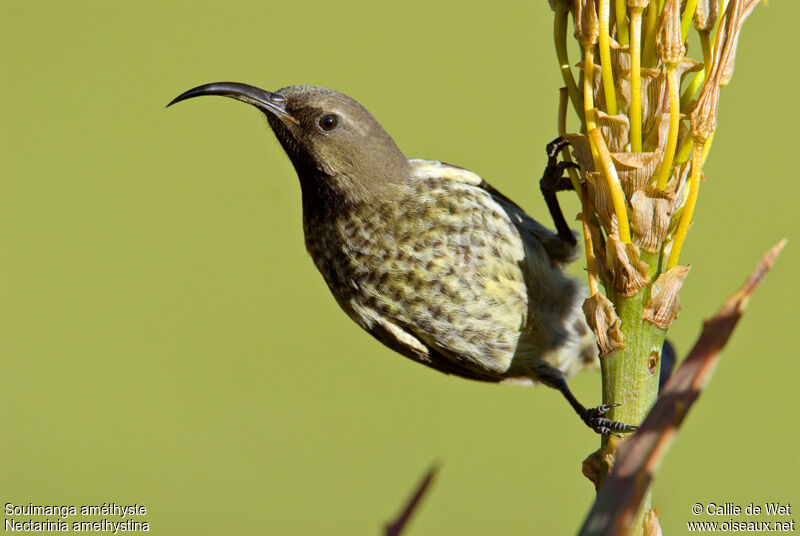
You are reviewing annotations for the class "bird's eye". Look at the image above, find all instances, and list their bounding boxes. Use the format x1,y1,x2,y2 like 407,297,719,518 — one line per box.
318,114,340,132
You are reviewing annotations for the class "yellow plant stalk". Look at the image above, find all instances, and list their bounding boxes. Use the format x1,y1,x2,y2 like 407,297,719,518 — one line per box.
590,128,631,243
655,0,685,189
702,131,714,165
616,0,630,45
701,30,713,78
599,0,619,115
584,46,602,169
629,6,645,152
641,1,660,67
655,66,681,189
554,0,585,124
681,0,700,40
680,69,705,111
675,131,694,163
558,88,582,193
581,183,601,296
667,140,704,268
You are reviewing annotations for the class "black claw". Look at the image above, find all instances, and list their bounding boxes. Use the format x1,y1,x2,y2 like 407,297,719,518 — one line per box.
558,161,580,171
549,375,638,437
546,137,570,159
594,418,638,432
541,149,578,194
593,425,620,437
581,405,638,436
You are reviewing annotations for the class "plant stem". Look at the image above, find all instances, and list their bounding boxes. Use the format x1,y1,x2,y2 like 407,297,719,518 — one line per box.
601,288,665,434
580,183,600,295
681,0,699,42
583,46,603,169
655,65,681,189
701,29,713,78
599,251,666,534
629,6,645,152
667,139,704,269
680,69,705,112
599,0,619,115
554,0,585,124
641,1,660,68
558,88,583,194
601,297,665,449
616,0,630,45
590,128,632,243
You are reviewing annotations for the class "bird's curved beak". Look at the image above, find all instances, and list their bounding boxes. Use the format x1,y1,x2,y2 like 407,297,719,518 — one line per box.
167,82,299,125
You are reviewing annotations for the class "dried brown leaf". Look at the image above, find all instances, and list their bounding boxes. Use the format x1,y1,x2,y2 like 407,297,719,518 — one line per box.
611,151,659,196
630,188,676,252
583,292,625,357
574,0,599,45
643,265,691,328
666,160,692,214
657,0,685,65
644,510,662,536
606,234,650,296
582,448,616,492
585,171,618,233
694,0,719,32
639,68,666,137
587,219,613,284
609,38,631,80
691,0,761,138
564,133,595,172
596,110,630,153
721,0,761,85
643,111,671,155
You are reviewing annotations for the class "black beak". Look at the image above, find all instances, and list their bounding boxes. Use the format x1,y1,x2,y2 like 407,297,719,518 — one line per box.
167,82,299,125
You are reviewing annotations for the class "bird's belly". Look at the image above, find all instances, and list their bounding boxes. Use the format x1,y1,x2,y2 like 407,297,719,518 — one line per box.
303,211,531,377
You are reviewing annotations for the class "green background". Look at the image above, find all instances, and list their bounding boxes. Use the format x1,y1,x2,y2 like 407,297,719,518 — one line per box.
2,1,798,534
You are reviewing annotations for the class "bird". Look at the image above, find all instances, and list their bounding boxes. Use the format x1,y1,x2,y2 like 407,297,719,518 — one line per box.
167,82,635,435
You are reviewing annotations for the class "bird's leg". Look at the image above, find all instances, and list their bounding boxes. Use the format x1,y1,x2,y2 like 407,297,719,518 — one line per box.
535,364,638,436
555,377,638,436
540,137,580,247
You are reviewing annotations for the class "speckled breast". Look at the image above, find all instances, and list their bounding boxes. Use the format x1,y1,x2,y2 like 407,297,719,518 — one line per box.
301,177,532,376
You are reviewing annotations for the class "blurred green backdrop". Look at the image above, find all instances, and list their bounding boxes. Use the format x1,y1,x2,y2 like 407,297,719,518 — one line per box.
2,1,798,534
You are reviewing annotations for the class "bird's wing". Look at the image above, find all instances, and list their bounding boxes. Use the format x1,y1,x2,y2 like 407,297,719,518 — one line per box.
400,160,595,379
354,303,504,382
408,159,578,263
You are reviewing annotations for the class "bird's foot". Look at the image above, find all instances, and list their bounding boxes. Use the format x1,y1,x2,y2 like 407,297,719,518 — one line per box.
540,137,579,195
539,137,580,246
581,404,638,436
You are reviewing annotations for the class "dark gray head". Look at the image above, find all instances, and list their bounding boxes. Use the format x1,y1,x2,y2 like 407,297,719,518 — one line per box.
168,82,410,205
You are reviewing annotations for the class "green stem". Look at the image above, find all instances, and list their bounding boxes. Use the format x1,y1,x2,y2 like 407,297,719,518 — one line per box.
629,7,644,152
681,0,699,42
655,65,681,189
641,1,660,68
701,29,713,78
599,251,666,533
615,0,629,45
601,292,665,430
680,69,705,112
599,0,619,115
554,0,585,124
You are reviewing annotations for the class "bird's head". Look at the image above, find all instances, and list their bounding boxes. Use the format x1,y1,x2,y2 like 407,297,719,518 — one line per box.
168,82,410,202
